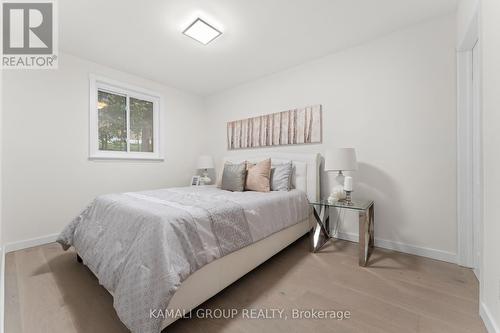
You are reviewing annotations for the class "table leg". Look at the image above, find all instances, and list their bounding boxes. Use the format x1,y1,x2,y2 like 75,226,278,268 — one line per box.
310,204,331,252
369,204,375,253
358,204,375,266
358,209,369,266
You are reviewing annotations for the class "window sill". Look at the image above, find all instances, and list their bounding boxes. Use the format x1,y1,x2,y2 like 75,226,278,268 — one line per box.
89,155,164,162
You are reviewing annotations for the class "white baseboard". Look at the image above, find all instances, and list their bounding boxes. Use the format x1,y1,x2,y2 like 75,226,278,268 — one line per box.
0,247,5,333
481,302,500,333
4,233,59,253
4,231,458,264
335,231,457,264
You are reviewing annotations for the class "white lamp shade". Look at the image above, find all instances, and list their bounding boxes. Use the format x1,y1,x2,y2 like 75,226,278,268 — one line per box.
324,148,358,172
196,155,214,169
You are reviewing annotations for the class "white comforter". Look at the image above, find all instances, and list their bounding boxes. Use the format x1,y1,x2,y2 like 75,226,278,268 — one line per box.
57,186,309,333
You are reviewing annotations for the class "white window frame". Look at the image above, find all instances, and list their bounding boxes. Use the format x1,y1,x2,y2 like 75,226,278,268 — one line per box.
89,74,163,160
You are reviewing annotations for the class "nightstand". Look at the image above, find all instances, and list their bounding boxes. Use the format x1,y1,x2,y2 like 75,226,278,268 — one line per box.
309,199,374,266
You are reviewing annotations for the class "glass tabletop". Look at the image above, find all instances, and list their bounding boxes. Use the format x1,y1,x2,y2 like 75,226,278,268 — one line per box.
309,199,373,211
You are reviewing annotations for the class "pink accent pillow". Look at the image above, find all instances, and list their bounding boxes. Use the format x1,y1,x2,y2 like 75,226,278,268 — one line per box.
245,158,271,192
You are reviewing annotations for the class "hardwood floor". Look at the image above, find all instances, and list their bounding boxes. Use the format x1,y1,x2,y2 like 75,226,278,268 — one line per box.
5,237,487,333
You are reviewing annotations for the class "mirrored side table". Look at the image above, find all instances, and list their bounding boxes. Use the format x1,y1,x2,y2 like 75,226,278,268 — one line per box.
309,199,375,266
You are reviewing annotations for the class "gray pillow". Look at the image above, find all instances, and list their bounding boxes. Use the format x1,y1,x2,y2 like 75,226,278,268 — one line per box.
271,162,293,191
221,162,246,192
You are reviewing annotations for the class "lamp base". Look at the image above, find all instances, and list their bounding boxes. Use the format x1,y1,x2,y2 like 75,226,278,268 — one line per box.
199,169,211,185
335,170,345,187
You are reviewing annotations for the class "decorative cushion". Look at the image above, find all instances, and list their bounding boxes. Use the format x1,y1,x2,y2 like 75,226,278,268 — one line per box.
271,161,293,191
245,158,272,192
221,162,247,192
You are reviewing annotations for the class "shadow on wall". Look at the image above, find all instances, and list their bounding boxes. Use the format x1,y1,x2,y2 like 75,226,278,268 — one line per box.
317,158,414,268
356,162,405,247
321,159,406,242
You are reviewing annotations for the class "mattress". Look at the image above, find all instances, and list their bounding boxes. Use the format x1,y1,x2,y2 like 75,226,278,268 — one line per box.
167,186,310,241
57,186,310,333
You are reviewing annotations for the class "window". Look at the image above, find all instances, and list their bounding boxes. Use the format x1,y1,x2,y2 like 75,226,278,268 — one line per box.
89,75,162,160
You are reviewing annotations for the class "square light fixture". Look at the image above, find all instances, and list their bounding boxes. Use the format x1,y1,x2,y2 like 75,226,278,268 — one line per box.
183,18,222,45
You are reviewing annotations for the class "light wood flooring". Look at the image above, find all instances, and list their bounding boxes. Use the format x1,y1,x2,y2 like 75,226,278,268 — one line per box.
5,237,487,333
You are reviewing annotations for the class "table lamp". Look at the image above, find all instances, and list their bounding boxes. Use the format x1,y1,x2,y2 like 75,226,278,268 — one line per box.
324,148,358,204
196,155,214,185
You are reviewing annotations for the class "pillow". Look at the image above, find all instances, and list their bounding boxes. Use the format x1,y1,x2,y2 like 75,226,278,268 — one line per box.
271,161,293,191
221,162,247,192
216,159,245,187
245,158,272,192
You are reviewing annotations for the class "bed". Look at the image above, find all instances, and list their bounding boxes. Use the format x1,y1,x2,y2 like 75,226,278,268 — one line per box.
57,152,320,333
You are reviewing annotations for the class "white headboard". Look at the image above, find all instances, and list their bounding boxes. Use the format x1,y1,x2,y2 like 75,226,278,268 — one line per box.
220,152,320,202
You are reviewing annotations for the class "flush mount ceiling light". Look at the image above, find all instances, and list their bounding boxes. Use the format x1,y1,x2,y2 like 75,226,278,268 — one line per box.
183,18,222,45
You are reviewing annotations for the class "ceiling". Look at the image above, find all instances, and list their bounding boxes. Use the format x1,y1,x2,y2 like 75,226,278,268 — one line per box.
60,0,457,96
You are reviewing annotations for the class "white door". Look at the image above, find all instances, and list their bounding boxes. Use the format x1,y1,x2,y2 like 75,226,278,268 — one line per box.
471,40,481,279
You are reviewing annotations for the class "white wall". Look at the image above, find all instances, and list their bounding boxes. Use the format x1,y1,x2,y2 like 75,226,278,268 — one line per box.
480,0,500,331
204,15,457,260
1,53,205,245
457,0,479,49
0,62,4,333
0,13,460,264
